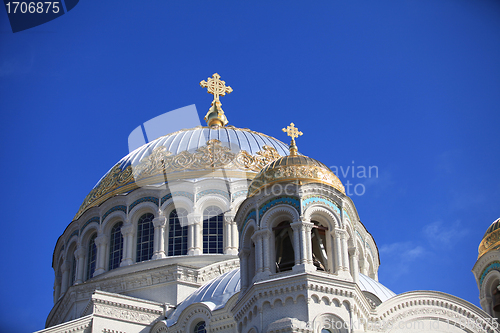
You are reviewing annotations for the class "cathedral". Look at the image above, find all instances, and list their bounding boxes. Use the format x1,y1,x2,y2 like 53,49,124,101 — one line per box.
38,74,500,333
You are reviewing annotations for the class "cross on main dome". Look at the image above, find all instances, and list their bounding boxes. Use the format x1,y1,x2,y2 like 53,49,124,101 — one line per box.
200,73,233,127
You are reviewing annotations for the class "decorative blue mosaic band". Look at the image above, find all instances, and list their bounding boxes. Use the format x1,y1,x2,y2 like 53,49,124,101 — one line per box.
129,197,159,211
232,190,248,202
102,205,127,222
196,189,230,201
81,216,100,233
258,196,300,219
66,230,80,246
302,195,340,215
480,261,500,286
161,191,195,205
241,209,256,232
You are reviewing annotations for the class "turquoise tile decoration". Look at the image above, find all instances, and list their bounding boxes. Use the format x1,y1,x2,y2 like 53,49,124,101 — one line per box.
258,196,300,219
480,261,500,286
302,195,340,215
196,189,230,201
102,206,127,222
161,192,195,205
80,216,100,233
129,197,159,211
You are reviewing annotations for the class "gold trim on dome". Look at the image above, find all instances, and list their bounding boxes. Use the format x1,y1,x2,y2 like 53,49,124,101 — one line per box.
74,140,282,220
248,164,345,197
478,227,500,258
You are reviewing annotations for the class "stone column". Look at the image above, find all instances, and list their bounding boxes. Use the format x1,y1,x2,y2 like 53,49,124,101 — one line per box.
333,230,343,273
240,249,249,292
120,223,135,266
262,230,272,274
60,261,70,295
152,215,167,259
224,215,235,255
341,232,350,272
188,214,202,255
326,232,334,273
349,247,359,283
251,232,263,274
290,222,302,266
303,221,314,265
74,246,85,284
94,234,108,276
231,222,239,254
54,275,61,302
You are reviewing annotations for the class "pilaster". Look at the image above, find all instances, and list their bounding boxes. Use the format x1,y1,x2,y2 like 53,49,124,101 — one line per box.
152,216,167,259
120,223,135,266
94,234,108,276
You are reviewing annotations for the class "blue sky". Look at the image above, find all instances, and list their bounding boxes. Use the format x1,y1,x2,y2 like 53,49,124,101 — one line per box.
1,1,499,332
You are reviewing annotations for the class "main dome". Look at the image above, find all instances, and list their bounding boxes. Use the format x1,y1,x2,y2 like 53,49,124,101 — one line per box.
74,126,290,219
478,217,500,258
247,155,345,197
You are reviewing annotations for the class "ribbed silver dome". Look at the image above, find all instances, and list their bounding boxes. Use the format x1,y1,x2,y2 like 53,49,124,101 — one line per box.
114,125,290,176
75,126,289,220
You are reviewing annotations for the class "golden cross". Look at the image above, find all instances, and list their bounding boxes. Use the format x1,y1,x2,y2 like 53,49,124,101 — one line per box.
200,73,233,107
282,123,303,156
282,123,303,140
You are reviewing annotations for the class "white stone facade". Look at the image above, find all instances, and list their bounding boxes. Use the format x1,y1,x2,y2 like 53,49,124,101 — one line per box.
37,124,499,333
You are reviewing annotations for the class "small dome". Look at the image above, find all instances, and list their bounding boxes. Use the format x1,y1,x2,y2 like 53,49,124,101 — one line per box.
478,217,500,258
247,155,345,197
166,268,240,326
166,269,395,326
358,273,396,303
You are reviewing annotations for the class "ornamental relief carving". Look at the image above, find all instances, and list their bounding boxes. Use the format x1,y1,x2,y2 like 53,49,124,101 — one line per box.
94,304,159,324
249,165,345,196
75,140,282,219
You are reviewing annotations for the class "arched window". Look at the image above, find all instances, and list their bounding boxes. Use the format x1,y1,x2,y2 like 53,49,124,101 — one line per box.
311,221,328,271
274,221,295,272
203,206,224,254
136,213,154,262
86,233,97,280
168,208,188,256
194,321,206,333
109,222,124,270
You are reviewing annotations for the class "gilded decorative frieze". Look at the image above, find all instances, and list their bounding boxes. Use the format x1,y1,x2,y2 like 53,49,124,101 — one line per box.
74,140,282,219
248,164,345,197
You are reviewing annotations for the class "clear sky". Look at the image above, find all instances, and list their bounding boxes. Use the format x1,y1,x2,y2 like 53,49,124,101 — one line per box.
1,1,499,332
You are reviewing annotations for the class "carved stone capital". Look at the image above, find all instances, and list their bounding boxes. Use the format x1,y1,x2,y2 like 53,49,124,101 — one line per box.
333,229,346,238
300,215,311,223
348,247,359,256
187,214,202,225
61,261,70,272
153,216,167,228
290,221,302,231
94,234,107,247
121,224,135,236
224,215,234,224
74,247,86,259
251,230,263,242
